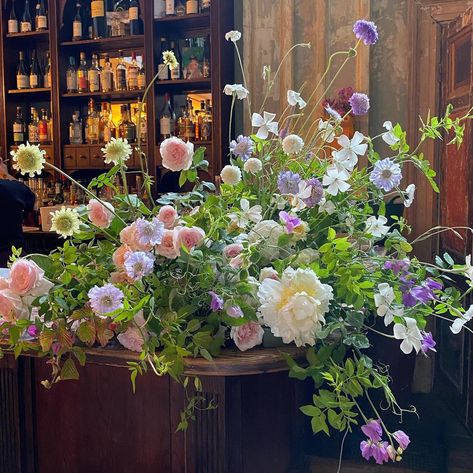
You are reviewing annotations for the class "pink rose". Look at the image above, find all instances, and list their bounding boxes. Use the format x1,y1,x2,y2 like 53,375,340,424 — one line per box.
117,312,149,353
119,223,152,252
112,245,131,269
158,205,178,229
0,290,26,322
9,259,44,296
230,322,264,352
223,243,243,260
173,226,205,254
229,255,244,268
87,199,114,229
160,137,194,172
156,229,180,260
0,278,8,290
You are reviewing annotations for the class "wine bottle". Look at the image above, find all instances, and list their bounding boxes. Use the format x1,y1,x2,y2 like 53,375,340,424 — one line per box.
138,61,146,90
101,54,114,92
129,0,141,36
88,53,101,92
20,0,32,32
165,0,175,15
16,51,29,89
29,49,41,88
159,93,176,140
72,2,83,41
66,56,78,93
8,0,19,34
35,0,47,31
77,52,88,93
13,107,25,145
91,0,106,39
116,50,127,91
44,50,52,88
127,51,139,90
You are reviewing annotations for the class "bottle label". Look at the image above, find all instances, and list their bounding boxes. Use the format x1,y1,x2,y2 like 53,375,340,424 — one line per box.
166,0,175,14
20,21,32,32
158,64,169,80
103,126,112,143
186,0,198,14
116,71,127,90
67,74,78,92
73,21,82,38
138,73,146,89
91,1,105,17
30,74,38,87
102,71,113,91
129,7,139,20
201,122,211,139
88,71,100,92
124,125,136,142
8,20,18,33
13,124,24,142
170,65,180,80
17,75,29,89
28,126,39,143
37,16,47,29
160,117,171,135
78,73,88,91
128,69,138,88
45,73,52,89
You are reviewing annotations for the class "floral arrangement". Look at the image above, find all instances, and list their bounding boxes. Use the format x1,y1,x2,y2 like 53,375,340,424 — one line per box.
1,19,473,465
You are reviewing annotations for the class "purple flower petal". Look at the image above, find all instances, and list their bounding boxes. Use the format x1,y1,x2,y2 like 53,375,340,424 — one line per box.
353,20,379,46
361,419,382,442
349,92,370,116
393,430,410,451
209,291,224,311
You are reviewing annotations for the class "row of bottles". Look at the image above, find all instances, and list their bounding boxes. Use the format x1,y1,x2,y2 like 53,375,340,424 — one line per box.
160,0,211,17
16,49,51,89
14,106,53,145
159,94,212,142
66,50,145,93
8,0,47,34
70,99,147,145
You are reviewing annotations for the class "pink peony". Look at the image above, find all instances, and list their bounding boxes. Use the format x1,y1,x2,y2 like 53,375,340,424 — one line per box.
160,137,194,172
87,199,115,229
156,229,180,260
9,259,44,296
0,290,26,322
230,322,264,351
158,205,178,229
112,245,131,269
173,226,205,254
119,223,152,252
223,243,243,260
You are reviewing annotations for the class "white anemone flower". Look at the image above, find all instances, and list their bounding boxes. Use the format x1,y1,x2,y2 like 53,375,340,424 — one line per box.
322,165,351,196
333,131,367,171
403,184,416,208
451,304,473,334
382,121,400,146
365,215,390,238
287,90,307,109
318,119,336,143
102,137,132,165
11,142,46,177
228,198,262,228
223,84,249,100
290,181,312,212
251,112,278,139
282,134,304,155
225,30,241,42
393,317,422,354
50,207,81,239
220,165,242,185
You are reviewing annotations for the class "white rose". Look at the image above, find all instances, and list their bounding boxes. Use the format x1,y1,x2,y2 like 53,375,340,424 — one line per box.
282,134,304,155
220,165,242,185
248,220,285,261
243,158,263,174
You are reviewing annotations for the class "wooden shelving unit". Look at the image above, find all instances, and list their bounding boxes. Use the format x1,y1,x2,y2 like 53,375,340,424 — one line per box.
0,0,234,192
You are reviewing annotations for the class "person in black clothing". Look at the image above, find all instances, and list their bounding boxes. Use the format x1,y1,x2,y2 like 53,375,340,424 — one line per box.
0,158,35,267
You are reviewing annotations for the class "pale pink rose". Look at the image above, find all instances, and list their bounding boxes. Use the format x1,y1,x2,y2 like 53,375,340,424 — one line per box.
117,313,149,353
87,199,115,229
112,245,131,269
230,322,264,352
0,290,25,322
0,278,8,290
9,259,44,296
156,229,180,260
160,137,194,172
110,271,134,284
173,226,205,254
158,205,178,229
259,267,280,282
230,255,244,268
119,223,152,252
223,243,243,260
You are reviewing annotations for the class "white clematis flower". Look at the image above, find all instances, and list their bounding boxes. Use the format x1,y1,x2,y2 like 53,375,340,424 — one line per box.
333,131,367,171
403,184,416,208
228,198,263,228
223,84,249,100
251,112,278,139
451,304,473,334
382,121,400,146
225,30,242,42
287,90,307,109
374,283,402,326
322,165,351,196
365,215,390,238
393,317,422,354
318,119,336,143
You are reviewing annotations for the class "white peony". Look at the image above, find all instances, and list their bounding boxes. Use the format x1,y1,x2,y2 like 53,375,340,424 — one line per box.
225,30,242,42
248,220,285,260
257,267,333,346
282,134,304,155
243,158,263,174
220,165,242,185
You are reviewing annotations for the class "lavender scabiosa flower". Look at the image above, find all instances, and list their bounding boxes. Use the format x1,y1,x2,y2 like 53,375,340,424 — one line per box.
279,211,301,234
349,92,370,116
209,291,224,311
135,217,165,247
370,158,402,192
278,171,301,194
230,135,254,161
421,331,437,354
353,20,379,45
88,283,124,315
303,178,324,207
124,252,155,281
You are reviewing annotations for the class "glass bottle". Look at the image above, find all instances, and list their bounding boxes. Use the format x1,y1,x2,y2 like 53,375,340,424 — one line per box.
165,0,175,15
201,0,210,13
20,0,32,32
35,0,47,31
100,102,115,143
158,37,169,80
201,100,212,141
133,101,147,143
184,98,195,140
16,51,29,90
29,49,41,88
66,56,78,93
69,111,83,144
88,53,101,92
116,50,127,91
91,0,106,39
86,98,100,144
28,107,40,144
175,0,185,16
72,2,83,41
13,107,25,145
118,105,136,142
159,93,175,140
127,51,140,90
186,0,198,14
44,50,52,89
129,0,142,36
101,54,114,92
77,51,88,93
38,108,49,144
53,182,64,205
8,0,19,34
177,105,186,139
138,61,146,90
169,40,181,80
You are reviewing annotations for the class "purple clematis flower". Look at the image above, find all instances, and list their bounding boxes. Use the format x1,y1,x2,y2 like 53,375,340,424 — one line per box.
27,325,39,337
421,331,437,354
279,211,301,234
209,291,224,311
303,178,324,207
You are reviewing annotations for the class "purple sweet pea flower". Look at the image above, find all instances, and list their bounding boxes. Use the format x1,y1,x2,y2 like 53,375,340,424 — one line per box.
226,306,244,318
421,331,437,354
349,92,370,116
209,291,224,311
230,135,254,161
361,419,382,442
384,259,410,274
27,325,39,338
393,430,410,451
425,278,443,291
360,440,374,461
278,171,301,194
360,440,390,465
279,211,301,234
353,20,379,46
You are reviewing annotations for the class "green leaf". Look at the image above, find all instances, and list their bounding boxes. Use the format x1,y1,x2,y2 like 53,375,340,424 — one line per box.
179,170,188,187
60,358,80,381
300,405,322,417
328,228,336,241
343,334,370,349
311,413,329,436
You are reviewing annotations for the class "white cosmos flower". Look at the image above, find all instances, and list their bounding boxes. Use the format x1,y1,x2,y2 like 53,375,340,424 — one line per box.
257,267,333,346
243,157,262,174
322,165,351,196
282,134,304,155
220,165,242,185
318,119,336,143
228,198,262,228
50,207,81,238
290,181,312,212
248,220,284,260
403,184,416,208
102,137,132,165
225,30,241,42
287,90,307,109
252,112,278,139
365,215,390,238
393,317,422,354
11,142,46,177
223,84,249,100
382,121,400,146
374,283,402,326
451,304,473,334
333,131,367,171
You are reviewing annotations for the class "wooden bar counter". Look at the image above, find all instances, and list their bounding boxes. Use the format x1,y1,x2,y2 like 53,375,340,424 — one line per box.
0,346,310,473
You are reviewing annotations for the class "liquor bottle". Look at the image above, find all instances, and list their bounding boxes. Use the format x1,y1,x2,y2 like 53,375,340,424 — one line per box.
86,98,100,144
169,40,181,80
133,102,147,143
13,107,25,145
44,51,52,88
201,0,210,13
16,51,29,89
100,102,115,143
118,105,136,142
35,0,47,31
116,50,127,91
159,93,175,140
202,99,212,140
29,49,41,88
138,61,146,90
77,52,88,93
28,107,40,144
20,0,32,32
196,100,207,140
165,0,175,15
127,52,139,90
53,182,65,205
88,53,101,92
72,2,83,41
177,105,186,139
202,35,210,78
175,0,185,16
186,0,198,14
129,0,142,36
8,0,19,34
66,56,78,93
154,0,165,19
91,0,106,39
38,108,49,144
158,37,169,80
47,111,53,143
69,111,83,144
101,54,114,92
